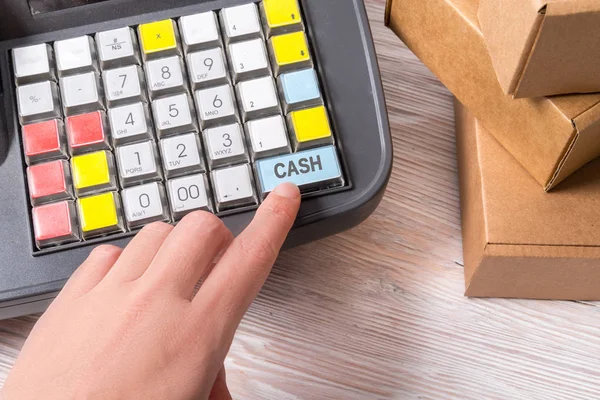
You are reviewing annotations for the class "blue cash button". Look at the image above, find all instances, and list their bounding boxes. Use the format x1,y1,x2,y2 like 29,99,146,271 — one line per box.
255,145,344,196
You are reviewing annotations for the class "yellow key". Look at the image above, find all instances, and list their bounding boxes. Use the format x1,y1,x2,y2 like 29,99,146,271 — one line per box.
78,192,123,237
71,151,116,195
139,19,179,58
269,31,312,74
262,0,303,36
289,106,333,150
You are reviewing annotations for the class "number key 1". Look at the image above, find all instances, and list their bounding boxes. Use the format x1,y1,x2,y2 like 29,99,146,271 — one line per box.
116,141,162,187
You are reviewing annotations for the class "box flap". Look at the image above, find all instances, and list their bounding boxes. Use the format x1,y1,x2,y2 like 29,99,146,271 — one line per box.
515,0,600,98
386,0,600,189
478,0,547,95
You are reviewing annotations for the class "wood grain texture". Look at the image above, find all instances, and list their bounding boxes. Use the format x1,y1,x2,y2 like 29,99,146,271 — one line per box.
1,1,600,399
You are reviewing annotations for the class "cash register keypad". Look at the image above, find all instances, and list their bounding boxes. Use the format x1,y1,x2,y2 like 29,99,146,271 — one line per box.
11,0,345,251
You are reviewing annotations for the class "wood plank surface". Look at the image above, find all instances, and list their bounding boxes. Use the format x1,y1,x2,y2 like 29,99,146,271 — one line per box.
2,1,600,398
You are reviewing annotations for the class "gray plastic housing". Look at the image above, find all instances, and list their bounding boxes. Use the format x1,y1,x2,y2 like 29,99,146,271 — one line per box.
0,0,392,319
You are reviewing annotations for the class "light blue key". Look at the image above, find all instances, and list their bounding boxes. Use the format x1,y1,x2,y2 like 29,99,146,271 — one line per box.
279,68,322,111
255,145,344,196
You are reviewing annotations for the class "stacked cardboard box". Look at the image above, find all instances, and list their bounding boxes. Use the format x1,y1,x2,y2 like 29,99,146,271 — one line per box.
386,0,600,300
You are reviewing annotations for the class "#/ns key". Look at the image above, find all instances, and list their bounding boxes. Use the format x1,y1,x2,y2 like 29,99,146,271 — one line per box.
254,145,343,197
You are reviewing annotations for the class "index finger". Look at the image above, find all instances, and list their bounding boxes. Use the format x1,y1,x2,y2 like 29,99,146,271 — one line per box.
193,183,300,332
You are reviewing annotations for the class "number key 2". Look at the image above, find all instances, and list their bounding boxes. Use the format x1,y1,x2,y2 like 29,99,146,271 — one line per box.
160,133,205,178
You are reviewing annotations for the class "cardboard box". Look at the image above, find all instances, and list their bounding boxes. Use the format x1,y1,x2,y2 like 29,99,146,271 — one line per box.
456,102,600,300
479,0,600,99
385,0,600,191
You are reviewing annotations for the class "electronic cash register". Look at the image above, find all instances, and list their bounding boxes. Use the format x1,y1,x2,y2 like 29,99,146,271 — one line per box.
0,0,392,319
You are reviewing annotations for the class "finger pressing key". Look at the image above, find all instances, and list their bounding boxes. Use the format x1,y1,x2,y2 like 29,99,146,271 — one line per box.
193,183,301,336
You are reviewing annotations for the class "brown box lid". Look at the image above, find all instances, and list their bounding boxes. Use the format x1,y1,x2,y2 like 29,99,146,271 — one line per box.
455,101,600,300
385,0,600,191
479,0,600,99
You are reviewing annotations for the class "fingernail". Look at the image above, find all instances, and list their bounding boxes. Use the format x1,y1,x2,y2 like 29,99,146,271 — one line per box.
273,182,300,199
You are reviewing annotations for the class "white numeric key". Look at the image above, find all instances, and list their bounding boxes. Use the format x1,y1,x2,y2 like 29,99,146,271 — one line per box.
187,48,229,90
212,164,258,212
220,4,262,43
152,93,198,138
122,182,170,229
228,39,270,82
246,115,291,160
195,85,238,129
55,36,98,76
16,81,61,124
116,141,162,187
167,174,212,218
108,102,153,146
60,72,104,116
236,76,280,121
103,65,146,107
12,44,56,84
204,123,249,169
179,12,221,52
96,27,140,69
160,133,205,178
146,56,187,99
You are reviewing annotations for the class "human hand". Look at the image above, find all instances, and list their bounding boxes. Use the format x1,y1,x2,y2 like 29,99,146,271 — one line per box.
1,183,301,400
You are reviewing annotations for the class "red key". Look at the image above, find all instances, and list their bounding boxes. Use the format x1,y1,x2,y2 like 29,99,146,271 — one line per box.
32,201,80,249
27,159,73,205
22,119,67,165
66,111,110,155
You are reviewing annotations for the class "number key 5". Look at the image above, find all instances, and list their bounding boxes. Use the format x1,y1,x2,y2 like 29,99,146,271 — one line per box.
152,93,198,138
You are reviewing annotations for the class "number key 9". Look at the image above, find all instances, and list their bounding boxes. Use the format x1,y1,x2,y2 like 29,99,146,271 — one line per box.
186,48,229,91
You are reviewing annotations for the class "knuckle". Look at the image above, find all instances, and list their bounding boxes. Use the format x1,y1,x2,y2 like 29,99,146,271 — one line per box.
141,221,173,236
262,198,297,224
186,211,231,240
237,233,278,267
91,244,121,258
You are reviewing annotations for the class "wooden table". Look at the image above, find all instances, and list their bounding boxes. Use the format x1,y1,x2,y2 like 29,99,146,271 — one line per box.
2,1,600,398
